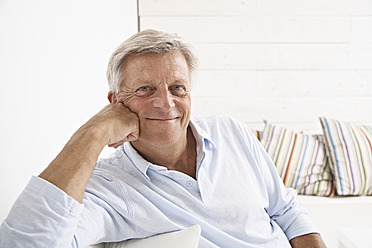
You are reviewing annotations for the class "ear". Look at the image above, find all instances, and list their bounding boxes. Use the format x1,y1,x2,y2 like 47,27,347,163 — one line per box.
107,91,117,104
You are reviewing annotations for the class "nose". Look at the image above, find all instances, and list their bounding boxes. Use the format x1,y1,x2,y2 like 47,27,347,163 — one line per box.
152,85,175,110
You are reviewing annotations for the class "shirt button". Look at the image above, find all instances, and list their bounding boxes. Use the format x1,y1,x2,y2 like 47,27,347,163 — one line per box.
169,172,175,177
186,181,193,187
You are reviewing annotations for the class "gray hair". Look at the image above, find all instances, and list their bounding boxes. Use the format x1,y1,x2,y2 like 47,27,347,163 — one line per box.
106,29,199,93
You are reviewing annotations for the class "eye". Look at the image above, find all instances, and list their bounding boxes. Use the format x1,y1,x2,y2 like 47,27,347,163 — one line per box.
170,85,187,96
135,86,154,97
139,86,149,91
172,85,183,91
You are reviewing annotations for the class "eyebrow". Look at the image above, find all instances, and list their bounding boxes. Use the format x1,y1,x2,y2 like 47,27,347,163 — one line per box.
132,77,189,86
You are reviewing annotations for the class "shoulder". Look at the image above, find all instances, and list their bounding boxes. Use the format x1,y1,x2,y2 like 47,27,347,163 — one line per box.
191,114,245,129
95,149,123,170
191,115,258,146
92,147,138,181
86,147,144,198
192,115,252,135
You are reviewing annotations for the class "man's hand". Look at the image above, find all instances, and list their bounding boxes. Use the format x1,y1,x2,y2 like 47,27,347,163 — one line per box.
82,103,139,148
39,102,139,203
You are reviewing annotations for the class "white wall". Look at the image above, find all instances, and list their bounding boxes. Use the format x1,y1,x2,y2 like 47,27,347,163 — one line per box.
0,0,138,222
139,0,372,132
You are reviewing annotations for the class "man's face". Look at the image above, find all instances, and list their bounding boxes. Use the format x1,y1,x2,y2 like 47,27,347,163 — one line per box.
118,51,191,148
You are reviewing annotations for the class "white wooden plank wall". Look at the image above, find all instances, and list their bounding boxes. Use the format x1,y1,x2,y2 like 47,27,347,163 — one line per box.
138,0,372,132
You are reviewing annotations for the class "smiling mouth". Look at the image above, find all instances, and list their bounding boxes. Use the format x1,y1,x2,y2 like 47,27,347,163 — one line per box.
146,117,179,122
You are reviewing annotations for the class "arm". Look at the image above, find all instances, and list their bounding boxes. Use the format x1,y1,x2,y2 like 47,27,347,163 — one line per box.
290,233,327,248
0,101,139,247
243,125,325,244
39,102,139,203
258,151,327,246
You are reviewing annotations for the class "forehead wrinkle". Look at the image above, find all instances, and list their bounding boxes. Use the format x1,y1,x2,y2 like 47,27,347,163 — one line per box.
121,51,190,90
130,66,188,87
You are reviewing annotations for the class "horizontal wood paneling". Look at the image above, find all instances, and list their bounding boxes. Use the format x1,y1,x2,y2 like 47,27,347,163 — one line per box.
140,0,372,16
139,0,372,132
195,44,372,70
140,16,350,43
192,70,372,97
352,17,372,42
191,96,372,126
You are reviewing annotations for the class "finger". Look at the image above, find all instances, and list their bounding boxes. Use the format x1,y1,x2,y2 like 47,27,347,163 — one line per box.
114,102,138,119
108,132,139,148
108,139,126,148
114,97,127,107
123,132,139,143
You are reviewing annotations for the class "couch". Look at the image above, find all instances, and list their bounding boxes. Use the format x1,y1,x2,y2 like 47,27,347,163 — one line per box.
298,195,372,247
256,116,372,247
89,116,372,248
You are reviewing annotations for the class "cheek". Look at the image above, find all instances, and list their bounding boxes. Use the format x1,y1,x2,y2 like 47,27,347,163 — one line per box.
180,98,192,118
118,90,140,110
183,95,192,112
123,98,142,114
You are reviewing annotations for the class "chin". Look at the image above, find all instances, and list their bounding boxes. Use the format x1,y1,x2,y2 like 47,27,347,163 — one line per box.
139,131,185,146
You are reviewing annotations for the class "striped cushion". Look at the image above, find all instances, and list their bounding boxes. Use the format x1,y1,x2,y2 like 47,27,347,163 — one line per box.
251,130,262,141
319,117,372,196
261,123,333,196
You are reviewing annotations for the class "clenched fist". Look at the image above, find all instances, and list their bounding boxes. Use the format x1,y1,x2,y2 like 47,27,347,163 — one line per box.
83,103,139,148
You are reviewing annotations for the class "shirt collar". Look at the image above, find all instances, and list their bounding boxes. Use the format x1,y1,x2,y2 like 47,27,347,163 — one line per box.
189,117,216,151
122,118,216,180
122,142,151,180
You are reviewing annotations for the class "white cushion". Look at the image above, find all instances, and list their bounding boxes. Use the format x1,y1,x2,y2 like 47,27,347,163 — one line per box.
89,244,104,248
104,225,201,248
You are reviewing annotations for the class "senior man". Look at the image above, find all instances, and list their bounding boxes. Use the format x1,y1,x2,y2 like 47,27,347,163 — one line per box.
0,30,326,247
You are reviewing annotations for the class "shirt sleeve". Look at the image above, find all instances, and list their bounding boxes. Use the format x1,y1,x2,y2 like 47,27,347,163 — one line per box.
0,176,84,247
243,123,319,240
0,174,135,248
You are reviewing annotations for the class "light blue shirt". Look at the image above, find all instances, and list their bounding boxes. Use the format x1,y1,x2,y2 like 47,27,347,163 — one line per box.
0,115,318,247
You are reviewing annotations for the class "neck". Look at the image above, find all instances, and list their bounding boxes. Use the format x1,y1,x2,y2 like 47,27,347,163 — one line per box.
131,126,197,178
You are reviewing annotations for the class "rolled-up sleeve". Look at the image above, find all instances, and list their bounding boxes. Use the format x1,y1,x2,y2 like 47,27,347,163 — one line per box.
252,134,319,241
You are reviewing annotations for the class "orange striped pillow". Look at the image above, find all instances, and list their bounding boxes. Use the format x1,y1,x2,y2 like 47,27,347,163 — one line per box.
261,122,334,196
250,130,262,141
320,117,372,196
